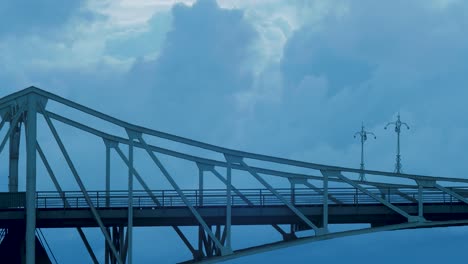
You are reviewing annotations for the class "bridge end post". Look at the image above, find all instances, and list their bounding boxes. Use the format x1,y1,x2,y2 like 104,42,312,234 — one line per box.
414,180,435,223
223,154,242,255
125,129,142,264
103,138,118,264
322,170,329,234
25,93,38,264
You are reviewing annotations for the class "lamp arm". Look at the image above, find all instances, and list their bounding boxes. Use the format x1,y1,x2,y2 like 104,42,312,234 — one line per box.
367,132,377,139
401,122,410,129
384,122,395,129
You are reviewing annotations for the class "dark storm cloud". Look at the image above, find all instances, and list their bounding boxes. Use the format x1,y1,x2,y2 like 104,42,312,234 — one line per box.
155,0,255,95
126,0,257,142
281,32,375,96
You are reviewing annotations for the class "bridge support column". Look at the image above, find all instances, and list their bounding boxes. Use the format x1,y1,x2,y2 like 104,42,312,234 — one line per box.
195,224,231,259
225,166,232,251
197,165,205,259
105,228,110,264
105,141,111,264
198,167,204,206
290,180,295,235
416,180,434,222
25,93,38,264
0,104,22,194
287,179,297,237
418,185,423,218
289,180,295,205
195,162,234,258
126,129,139,264
106,226,126,264
323,171,329,232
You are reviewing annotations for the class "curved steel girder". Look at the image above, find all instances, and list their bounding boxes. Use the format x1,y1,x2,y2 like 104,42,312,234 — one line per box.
44,110,468,188
192,219,468,264
44,111,428,189
1,87,465,184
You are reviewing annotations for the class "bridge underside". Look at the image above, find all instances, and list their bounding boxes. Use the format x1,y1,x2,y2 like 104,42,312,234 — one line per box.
0,225,52,264
1,203,468,229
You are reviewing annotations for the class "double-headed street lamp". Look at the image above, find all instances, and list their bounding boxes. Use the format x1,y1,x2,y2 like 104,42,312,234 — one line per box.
354,123,376,181
384,113,410,174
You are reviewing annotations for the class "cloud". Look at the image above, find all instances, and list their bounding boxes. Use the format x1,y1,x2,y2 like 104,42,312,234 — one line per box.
228,0,468,178
2,1,468,263
0,0,92,37
105,11,173,59
125,0,258,142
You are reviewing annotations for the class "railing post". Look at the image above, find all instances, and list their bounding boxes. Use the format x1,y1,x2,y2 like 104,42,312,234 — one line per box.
290,180,295,205
354,188,358,205
260,189,263,206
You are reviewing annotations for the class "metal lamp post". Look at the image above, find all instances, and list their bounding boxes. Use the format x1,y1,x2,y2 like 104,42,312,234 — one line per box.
385,113,410,174
354,123,376,181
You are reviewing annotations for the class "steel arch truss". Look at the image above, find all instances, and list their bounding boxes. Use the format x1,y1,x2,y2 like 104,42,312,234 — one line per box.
1,87,468,263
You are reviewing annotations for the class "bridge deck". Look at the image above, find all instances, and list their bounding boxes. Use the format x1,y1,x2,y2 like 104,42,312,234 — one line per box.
1,187,467,228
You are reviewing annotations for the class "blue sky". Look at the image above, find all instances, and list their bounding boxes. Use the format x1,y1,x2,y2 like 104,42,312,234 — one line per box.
1,0,468,263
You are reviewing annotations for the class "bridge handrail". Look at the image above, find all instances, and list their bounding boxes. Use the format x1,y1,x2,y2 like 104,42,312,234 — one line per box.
27,187,468,209
1,187,466,210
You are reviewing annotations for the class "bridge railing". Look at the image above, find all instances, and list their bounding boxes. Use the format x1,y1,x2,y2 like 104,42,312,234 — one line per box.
1,187,466,210
0,187,466,210
25,187,468,209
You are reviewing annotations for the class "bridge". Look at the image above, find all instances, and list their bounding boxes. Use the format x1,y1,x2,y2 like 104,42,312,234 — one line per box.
1,87,468,263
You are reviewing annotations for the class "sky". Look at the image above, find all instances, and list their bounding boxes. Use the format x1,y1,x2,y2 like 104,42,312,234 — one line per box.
1,0,468,263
